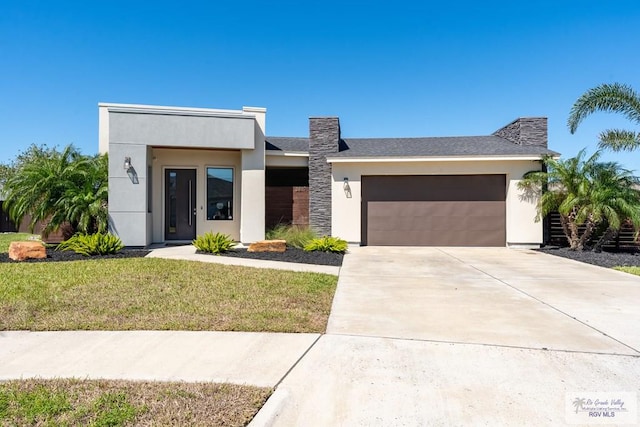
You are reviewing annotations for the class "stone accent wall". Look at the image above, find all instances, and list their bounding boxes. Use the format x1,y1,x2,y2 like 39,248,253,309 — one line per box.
309,117,340,236
493,117,547,147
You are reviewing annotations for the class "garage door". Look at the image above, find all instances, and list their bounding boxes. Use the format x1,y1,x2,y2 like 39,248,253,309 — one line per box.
361,175,506,246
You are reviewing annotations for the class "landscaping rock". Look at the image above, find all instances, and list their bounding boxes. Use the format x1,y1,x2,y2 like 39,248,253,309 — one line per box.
247,240,287,253
8,241,47,261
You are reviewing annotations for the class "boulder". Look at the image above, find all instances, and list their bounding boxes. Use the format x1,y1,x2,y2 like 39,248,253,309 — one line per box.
8,241,47,261
247,240,287,253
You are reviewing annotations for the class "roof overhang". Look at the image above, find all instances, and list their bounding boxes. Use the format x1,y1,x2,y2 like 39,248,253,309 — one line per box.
265,151,309,157
98,103,259,119
326,155,556,163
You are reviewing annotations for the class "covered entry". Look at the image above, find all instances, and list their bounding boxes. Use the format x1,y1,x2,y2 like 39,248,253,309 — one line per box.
361,175,506,246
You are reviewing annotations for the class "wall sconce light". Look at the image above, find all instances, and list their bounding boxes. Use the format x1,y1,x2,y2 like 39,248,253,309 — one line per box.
343,177,352,198
123,157,132,170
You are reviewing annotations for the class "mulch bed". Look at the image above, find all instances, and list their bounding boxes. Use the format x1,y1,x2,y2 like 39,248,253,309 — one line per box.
0,248,151,263
200,247,344,267
537,246,640,268
0,246,343,267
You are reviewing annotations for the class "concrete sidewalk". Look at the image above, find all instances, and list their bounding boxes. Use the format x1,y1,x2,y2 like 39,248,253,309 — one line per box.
0,331,319,388
146,244,340,275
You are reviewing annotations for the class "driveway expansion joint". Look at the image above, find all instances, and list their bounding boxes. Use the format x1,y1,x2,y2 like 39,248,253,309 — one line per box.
325,332,640,357
273,333,323,389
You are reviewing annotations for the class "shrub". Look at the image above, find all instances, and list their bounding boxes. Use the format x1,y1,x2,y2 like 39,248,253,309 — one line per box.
266,224,317,249
193,232,235,254
3,144,108,237
303,236,348,254
57,233,124,256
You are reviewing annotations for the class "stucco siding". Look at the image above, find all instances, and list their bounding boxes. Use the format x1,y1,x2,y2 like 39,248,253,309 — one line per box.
102,103,266,246
107,143,149,246
239,108,266,243
265,154,309,167
331,160,542,246
109,112,255,149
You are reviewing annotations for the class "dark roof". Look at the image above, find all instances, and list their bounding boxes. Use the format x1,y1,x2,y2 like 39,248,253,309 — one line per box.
266,135,558,158
265,137,309,152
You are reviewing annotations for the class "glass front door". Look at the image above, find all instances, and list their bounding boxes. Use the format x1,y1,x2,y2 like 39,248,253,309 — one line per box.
165,169,196,240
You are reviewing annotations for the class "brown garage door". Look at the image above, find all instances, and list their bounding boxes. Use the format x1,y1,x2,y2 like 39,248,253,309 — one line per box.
361,175,506,246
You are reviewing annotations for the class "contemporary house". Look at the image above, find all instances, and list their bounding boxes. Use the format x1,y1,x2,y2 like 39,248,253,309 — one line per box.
99,103,557,247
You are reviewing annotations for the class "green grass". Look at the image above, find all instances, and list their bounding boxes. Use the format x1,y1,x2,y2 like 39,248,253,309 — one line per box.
0,379,270,426
265,224,317,249
0,257,337,332
613,266,640,276
0,232,39,252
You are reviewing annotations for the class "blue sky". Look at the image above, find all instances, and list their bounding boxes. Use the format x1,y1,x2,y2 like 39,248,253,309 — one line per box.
1,1,639,171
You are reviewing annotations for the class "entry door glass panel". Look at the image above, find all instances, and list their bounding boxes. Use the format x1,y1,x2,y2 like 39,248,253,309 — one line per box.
165,169,196,240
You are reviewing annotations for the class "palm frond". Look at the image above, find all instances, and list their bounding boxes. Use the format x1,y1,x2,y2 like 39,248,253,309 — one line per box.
597,129,640,152
568,83,640,133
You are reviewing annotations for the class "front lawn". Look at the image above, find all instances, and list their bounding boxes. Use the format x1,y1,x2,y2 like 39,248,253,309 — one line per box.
0,258,337,332
0,379,270,426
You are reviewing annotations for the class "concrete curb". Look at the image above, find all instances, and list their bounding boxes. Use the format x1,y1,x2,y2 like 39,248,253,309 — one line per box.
247,389,289,427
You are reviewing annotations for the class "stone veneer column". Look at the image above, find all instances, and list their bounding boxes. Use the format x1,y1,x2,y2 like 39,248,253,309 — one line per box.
493,117,548,147
309,117,340,236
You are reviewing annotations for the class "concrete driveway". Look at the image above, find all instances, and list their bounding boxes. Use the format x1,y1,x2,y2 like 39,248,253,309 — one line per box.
251,247,640,426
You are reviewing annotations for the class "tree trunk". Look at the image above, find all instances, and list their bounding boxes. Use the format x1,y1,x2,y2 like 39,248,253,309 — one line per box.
567,219,581,250
576,220,596,251
593,227,618,253
559,215,573,247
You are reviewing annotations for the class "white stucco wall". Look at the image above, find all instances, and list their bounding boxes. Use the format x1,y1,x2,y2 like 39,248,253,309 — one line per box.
265,153,309,167
101,103,266,246
107,142,150,246
240,107,266,243
330,159,543,246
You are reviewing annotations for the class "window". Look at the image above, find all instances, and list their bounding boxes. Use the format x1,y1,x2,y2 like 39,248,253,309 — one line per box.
207,167,233,220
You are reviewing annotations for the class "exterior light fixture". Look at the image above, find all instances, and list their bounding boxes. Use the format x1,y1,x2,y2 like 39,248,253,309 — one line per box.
123,157,132,170
343,177,352,198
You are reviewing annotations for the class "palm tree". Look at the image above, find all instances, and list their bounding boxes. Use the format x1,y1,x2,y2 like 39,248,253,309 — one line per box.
519,150,597,250
568,83,640,152
3,145,109,237
519,150,640,250
583,162,640,251
58,153,109,234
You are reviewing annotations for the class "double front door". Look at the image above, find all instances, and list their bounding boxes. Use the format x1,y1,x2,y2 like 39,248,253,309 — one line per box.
165,169,196,240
